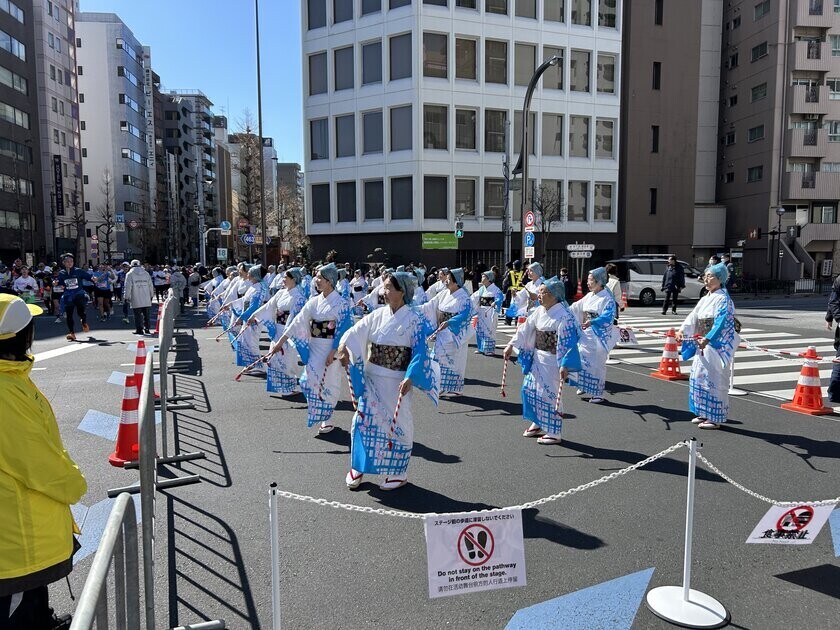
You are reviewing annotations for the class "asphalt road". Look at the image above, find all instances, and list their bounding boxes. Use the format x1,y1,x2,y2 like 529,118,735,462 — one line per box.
32,300,839,630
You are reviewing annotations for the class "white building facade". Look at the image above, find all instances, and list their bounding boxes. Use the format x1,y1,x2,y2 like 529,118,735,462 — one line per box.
301,0,622,267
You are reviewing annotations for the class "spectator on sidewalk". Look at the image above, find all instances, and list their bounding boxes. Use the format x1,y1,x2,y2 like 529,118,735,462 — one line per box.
825,273,840,403
124,260,155,335
722,253,736,292
661,256,685,315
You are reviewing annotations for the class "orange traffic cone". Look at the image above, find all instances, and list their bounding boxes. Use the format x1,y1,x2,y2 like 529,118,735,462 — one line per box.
574,280,583,302
109,375,140,467
621,289,628,310
650,328,688,381
781,347,832,415
133,340,159,400
153,302,164,335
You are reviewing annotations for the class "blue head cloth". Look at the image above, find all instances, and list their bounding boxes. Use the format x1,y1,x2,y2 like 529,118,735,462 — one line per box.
318,263,339,288
708,262,729,285
439,267,449,276
338,268,347,280
225,265,237,275
396,265,406,272
248,265,263,281
528,262,543,277
286,267,303,285
449,268,465,288
590,266,608,287
414,268,425,284
544,276,566,303
482,270,496,284
391,271,417,305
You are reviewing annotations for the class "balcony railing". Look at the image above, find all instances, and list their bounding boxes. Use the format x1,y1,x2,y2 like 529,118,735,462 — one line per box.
804,130,818,145
807,41,822,59
806,86,819,102
803,171,816,188
810,0,823,16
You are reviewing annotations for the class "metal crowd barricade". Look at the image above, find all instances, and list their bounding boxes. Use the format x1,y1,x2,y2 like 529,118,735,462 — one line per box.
69,493,140,630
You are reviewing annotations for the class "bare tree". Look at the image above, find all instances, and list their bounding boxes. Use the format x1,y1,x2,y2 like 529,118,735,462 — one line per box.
533,183,566,266
232,110,263,260
276,183,309,258
97,169,116,262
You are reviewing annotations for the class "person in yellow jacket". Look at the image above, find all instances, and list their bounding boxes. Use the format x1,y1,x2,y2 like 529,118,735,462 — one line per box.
0,293,87,629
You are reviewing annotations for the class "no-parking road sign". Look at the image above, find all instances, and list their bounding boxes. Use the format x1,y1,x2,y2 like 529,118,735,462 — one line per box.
424,508,526,598
746,504,834,545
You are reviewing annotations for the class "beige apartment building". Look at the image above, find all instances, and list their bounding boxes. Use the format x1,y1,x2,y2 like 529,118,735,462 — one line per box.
623,0,840,282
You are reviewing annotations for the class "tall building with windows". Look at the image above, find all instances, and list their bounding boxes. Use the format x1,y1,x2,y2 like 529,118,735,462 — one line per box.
716,0,840,279
76,12,150,261
162,94,197,263
0,0,42,262
301,0,622,268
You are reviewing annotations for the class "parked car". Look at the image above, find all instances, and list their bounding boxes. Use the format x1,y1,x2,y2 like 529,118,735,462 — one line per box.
607,256,706,306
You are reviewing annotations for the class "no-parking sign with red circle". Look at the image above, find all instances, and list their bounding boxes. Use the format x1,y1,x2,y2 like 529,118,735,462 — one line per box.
524,211,536,231
747,503,833,545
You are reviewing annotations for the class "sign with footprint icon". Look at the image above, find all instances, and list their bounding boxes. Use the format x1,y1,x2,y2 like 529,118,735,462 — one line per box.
423,508,527,599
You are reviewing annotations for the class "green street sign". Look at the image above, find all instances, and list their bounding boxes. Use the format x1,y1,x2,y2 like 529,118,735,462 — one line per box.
422,233,458,250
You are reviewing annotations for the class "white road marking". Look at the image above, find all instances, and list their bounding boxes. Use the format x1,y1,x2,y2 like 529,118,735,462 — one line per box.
33,343,94,363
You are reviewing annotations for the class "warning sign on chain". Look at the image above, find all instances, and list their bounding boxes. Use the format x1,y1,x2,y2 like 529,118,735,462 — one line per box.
423,508,526,599
746,504,834,545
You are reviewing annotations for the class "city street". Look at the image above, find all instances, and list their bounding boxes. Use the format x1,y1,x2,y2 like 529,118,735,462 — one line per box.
34,298,839,629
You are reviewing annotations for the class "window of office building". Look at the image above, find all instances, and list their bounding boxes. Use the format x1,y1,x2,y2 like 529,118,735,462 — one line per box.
335,47,354,90
1,29,25,61
751,82,767,102
595,118,614,158
424,0,447,5
748,124,765,142
649,187,657,214
308,0,326,29
456,38,476,79
484,178,505,217
654,0,663,23
0,101,28,129
310,119,329,159
391,105,412,150
423,32,448,78
485,109,507,152
515,43,535,86
362,41,382,84
455,109,476,149
543,47,564,89
486,0,508,14
828,77,840,99
362,0,381,15
424,176,448,219
832,35,840,57
390,34,412,80
569,115,589,157
335,114,355,157
391,0,411,7
747,165,763,182
337,181,357,222
516,0,536,18
594,182,613,221
599,0,616,27
567,181,588,221
570,50,590,92
542,113,563,156
334,0,353,23
824,121,840,141
596,54,615,93
456,179,476,215
364,180,384,220
652,61,661,89
309,52,327,95
754,0,769,20
727,52,739,68
485,40,508,84
363,110,383,153
457,0,477,7
571,0,591,25
728,95,738,107
424,105,448,149
751,41,768,62
651,125,659,152
311,183,330,222
544,0,564,21
514,110,536,155
391,176,413,219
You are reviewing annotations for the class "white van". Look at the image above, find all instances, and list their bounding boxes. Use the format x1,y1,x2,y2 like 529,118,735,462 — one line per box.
607,256,706,307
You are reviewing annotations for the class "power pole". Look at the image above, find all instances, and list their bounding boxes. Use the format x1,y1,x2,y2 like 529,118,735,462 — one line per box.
255,0,268,263
502,120,512,265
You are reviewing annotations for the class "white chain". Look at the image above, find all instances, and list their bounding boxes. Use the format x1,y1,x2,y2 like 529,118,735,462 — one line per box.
696,453,840,507
271,441,689,519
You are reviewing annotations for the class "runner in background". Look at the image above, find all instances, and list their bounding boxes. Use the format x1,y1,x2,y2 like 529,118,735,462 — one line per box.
56,254,94,342
92,263,116,321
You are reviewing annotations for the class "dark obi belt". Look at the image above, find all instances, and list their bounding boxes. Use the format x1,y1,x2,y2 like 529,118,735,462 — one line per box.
369,343,412,371
480,296,495,307
535,330,557,353
437,310,455,326
276,311,289,325
310,320,335,338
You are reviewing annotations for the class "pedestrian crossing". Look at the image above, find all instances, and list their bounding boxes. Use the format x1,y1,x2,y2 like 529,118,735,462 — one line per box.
494,313,838,406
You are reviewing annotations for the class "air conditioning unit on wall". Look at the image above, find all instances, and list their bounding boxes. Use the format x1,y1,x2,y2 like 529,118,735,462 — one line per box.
805,114,820,120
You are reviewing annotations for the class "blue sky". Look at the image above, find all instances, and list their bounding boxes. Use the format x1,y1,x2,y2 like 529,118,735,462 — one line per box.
80,0,304,164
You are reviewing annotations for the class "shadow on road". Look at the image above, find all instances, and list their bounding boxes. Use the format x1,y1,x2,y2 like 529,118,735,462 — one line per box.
775,564,840,600
603,399,696,430
170,413,233,488
721,425,840,473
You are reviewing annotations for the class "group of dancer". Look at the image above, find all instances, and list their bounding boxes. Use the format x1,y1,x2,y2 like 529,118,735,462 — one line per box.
202,258,737,490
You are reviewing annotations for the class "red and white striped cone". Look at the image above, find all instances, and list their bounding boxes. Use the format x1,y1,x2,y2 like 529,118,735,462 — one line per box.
153,302,164,335
133,340,159,399
109,375,140,467
650,328,688,381
781,346,832,415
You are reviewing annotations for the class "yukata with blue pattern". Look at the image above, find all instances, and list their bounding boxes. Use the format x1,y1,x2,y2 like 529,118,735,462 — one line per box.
283,289,352,427
349,274,368,317
678,288,736,424
252,285,307,394
206,273,231,320
219,275,248,344
512,275,544,317
569,289,618,398
510,300,581,438
341,305,439,479
471,282,504,355
361,283,387,313
231,279,268,369
420,287,473,394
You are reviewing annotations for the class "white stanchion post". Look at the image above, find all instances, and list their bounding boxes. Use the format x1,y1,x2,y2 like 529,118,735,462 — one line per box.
270,483,282,630
645,439,729,628
729,339,747,396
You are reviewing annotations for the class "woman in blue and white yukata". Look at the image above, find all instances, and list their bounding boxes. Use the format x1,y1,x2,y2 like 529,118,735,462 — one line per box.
504,277,581,445
412,268,428,306
250,267,307,395
359,268,391,314
568,267,618,404
203,267,226,318
216,264,249,344
676,262,736,429
229,265,268,371
277,263,353,434
512,262,545,318
337,272,439,491
206,266,234,321
424,268,473,395
471,270,504,356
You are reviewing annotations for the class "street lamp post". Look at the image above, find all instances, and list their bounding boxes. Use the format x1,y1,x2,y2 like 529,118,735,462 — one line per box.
255,0,268,263
512,55,562,262
775,207,785,281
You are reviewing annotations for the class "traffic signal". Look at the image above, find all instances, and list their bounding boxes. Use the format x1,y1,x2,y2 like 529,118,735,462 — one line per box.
455,220,464,239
